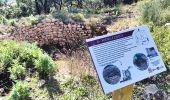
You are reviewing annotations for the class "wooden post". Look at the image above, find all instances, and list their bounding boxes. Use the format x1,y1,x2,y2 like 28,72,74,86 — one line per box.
112,84,134,100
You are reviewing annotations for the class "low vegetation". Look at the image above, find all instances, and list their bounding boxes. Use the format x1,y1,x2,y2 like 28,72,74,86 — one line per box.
141,0,170,25
0,40,56,99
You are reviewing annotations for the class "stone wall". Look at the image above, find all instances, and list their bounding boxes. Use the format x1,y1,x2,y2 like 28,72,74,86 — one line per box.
8,19,107,48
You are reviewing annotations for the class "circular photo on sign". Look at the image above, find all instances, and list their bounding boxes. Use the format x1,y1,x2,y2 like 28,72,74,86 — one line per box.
103,65,121,85
133,53,149,71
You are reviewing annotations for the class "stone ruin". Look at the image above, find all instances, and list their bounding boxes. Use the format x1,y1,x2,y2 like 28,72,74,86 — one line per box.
0,19,107,51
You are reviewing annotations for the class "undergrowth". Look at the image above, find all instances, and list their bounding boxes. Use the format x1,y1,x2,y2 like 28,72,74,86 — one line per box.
0,40,56,99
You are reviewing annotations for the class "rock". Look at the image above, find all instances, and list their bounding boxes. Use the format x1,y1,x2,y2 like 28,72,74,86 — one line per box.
38,79,46,87
154,90,168,100
165,23,170,26
26,77,31,82
0,88,4,95
144,84,159,95
166,75,170,82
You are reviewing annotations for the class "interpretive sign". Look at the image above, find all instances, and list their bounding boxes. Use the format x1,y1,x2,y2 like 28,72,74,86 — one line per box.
86,25,166,94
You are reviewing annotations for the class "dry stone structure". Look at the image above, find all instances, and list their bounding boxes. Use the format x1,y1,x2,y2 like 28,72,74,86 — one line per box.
7,19,107,49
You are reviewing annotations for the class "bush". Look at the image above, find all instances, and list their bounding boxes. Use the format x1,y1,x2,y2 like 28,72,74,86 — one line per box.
141,0,161,25
0,15,7,24
35,54,55,77
8,81,30,100
141,0,170,25
86,17,101,25
0,60,4,73
15,15,39,27
0,40,56,78
72,13,85,22
152,26,170,69
52,11,74,23
160,7,170,24
3,6,22,19
9,60,26,80
161,0,170,9
150,26,170,92
0,41,17,68
18,42,42,67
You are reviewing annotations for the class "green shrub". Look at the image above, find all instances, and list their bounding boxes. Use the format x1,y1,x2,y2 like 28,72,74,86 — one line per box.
9,60,26,80
86,17,100,25
35,54,55,77
0,47,14,68
151,26,170,92
161,0,170,9
8,81,30,100
52,11,73,23
0,57,4,73
0,40,56,78
152,26,170,69
141,0,170,25
72,13,85,22
0,15,7,24
4,6,22,19
141,0,161,25
160,7,170,24
19,42,42,67
0,40,22,67
15,15,39,27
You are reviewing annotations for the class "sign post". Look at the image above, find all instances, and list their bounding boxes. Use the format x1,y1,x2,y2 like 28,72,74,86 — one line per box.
112,84,133,100
86,25,166,98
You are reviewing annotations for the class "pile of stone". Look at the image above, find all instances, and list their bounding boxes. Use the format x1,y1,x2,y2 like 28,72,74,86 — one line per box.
8,19,107,48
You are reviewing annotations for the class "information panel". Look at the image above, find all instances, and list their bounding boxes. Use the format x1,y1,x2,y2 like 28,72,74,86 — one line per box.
86,25,166,94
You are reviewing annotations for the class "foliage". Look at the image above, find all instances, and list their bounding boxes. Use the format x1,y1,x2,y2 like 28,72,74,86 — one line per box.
152,26,170,69
7,81,30,100
0,54,4,73
0,15,7,24
16,0,35,17
0,0,7,7
160,7,170,24
86,17,100,25
71,13,85,22
161,0,170,9
141,0,170,25
0,40,56,78
35,54,55,76
52,11,73,23
15,15,39,27
0,0,34,19
1,6,22,19
9,60,26,80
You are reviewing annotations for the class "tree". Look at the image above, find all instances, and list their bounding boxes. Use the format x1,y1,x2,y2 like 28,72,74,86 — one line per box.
35,0,63,14
16,0,35,16
0,0,8,6
53,0,63,10
103,0,117,7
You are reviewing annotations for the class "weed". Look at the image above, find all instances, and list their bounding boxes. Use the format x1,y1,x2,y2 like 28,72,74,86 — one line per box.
7,81,30,100
9,60,26,80
35,54,55,77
